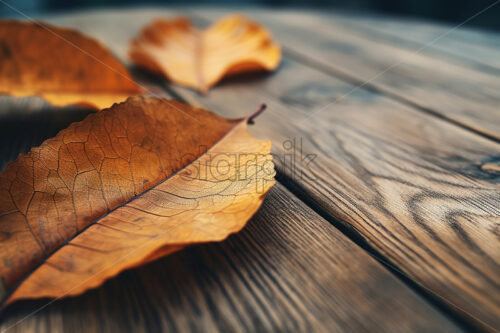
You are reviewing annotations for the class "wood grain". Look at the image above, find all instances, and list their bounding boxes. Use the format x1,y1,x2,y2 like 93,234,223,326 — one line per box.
323,12,500,73
1,7,497,332
0,184,459,333
156,18,500,329
195,9,500,141
0,24,457,330
45,8,499,329
0,97,93,172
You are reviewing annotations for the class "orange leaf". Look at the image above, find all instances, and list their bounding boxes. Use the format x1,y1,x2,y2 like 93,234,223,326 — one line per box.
130,15,281,93
0,97,275,305
0,20,141,109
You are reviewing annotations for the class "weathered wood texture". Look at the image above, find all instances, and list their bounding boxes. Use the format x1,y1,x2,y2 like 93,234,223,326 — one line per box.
172,10,498,330
0,97,92,171
176,63,500,329
0,10,460,332
204,9,500,141
327,14,500,72
0,6,498,332
0,178,458,332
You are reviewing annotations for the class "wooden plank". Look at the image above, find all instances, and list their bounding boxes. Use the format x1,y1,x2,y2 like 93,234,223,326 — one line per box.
0,182,460,332
0,10,461,331
324,12,500,72
192,9,500,141
0,97,93,171
41,9,500,329
101,10,500,329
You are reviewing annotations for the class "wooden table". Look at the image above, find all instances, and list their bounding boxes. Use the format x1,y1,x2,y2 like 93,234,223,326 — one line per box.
1,7,499,333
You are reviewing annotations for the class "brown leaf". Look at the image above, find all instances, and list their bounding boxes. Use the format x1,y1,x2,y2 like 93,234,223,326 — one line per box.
0,20,141,109
0,97,274,305
129,15,281,93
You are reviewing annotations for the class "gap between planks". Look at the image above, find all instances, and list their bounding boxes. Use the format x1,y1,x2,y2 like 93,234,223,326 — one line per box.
274,171,483,333
169,16,500,332
281,46,500,144
192,8,500,143
43,7,500,330
320,12,500,75
188,9,500,144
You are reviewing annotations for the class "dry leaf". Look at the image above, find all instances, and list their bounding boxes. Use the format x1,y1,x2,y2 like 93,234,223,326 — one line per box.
130,15,281,93
0,20,141,109
0,97,274,305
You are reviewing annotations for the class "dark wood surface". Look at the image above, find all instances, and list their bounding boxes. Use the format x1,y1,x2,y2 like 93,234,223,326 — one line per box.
217,10,500,141
0,184,459,333
0,6,499,332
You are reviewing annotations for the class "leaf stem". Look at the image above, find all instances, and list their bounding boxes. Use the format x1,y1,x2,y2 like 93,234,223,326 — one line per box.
247,104,267,125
